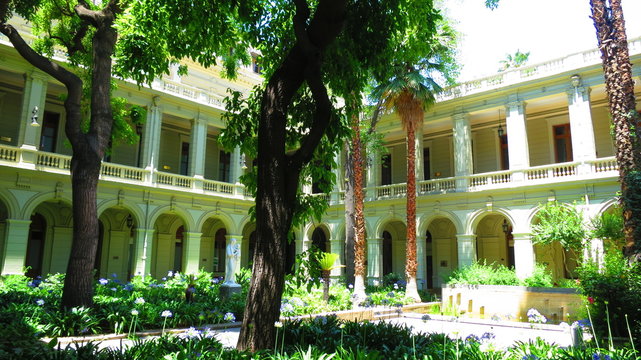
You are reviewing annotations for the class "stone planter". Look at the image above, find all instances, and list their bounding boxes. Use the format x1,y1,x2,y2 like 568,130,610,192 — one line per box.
441,284,582,323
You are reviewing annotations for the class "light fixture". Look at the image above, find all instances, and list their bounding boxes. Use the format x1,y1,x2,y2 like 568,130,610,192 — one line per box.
571,74,581,88
497,109,504,137
502,219,509,234
126,214,134,228
240,153,248,170
30,106,40,127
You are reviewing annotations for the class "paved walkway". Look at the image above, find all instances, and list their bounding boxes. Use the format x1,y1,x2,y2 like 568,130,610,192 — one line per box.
58,314,574,352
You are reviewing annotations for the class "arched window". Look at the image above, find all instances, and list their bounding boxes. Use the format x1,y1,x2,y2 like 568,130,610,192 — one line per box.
311,228,328,252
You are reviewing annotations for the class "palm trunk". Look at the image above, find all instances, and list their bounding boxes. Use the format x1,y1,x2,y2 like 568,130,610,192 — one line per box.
405,121,420,302
352,111,367,303
344,140,356,286
590,0,641,260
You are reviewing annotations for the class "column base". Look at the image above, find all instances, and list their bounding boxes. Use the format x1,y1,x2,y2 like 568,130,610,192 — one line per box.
220,283,242,300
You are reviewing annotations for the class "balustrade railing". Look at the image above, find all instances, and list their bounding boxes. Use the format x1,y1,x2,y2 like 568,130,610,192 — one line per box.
0,143,621,203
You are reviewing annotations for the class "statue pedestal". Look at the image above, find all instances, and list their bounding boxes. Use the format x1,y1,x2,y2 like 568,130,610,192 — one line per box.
220,282,242,300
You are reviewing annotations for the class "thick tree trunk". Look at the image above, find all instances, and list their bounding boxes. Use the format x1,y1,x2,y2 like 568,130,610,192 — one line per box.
590,0,641,260
237,0,346,351
405,121,420,302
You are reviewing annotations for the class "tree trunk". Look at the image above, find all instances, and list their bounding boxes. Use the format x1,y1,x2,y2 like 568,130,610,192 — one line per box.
344,140,356,286
590,0,641,260
352,108,367,303
405,119,421,302
1,3,119,309
322,269,331,302
237,0,346,351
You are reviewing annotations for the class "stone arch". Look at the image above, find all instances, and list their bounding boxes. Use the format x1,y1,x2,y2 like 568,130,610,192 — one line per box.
473,211,515,269
97,205,140,280
418,211,462,236
97,199,144,228
0,188,20,219
195,211,235,235
378,218,407,277
308,224,331,253
466,208,516,236
20,192,73,221
240,221,256,267
423,216,459,288
148,205,194,233
27,199,74,275
529,202,582,280
199,215,231,273
374,214,406,239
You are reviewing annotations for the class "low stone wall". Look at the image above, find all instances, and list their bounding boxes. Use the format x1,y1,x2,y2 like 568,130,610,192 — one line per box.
441,284,582,323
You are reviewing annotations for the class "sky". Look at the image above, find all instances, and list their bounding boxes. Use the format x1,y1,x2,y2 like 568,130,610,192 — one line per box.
445,0,641,81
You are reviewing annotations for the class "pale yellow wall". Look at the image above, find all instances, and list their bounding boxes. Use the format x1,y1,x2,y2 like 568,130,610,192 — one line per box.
592,106,615,158
48,227,72,273
111,142,139,167
473,128,498,173
391,144,407,184
0,91,23,147
476,215,508,267
427,217,458,287
199,236,214,272
431,136,452,178
204,137,221,180
158,128,183,174
527,118,552,166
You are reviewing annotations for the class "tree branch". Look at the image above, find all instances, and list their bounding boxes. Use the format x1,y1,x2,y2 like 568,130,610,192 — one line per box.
0,22,83,141
74,2,99,26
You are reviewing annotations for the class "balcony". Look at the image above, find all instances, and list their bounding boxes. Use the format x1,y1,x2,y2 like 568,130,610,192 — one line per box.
0,144,619,203
0,145,247,199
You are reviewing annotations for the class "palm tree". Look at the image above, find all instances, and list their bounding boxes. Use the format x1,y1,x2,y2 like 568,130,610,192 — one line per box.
318,252,344,303
590,0,641,260
373,64,442,301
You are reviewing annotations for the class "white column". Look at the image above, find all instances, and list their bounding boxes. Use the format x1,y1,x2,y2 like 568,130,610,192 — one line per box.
188,115,207,178
415,135,424,181
230,146,243,184
456,234,477,268
366,237,382,284
505,98,530,182
329,237,344,277
416,233,427,290
366,154,380,200
1,219,31,275
140,97,162,172
133,228,155,279
567,76,596,172
513,233,535,279
331,151,343,203
18,70,48,150
452,112,473,190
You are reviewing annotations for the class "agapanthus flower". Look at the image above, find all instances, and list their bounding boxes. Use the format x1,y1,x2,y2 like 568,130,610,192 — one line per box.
161,310,173,318
223,312,235,322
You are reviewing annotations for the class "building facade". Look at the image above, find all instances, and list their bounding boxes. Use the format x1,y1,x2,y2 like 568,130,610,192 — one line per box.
0,21,637,288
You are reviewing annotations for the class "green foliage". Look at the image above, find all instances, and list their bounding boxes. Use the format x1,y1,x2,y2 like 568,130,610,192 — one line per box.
578,249,641,344
498,49,531,71
318,253,341,272
531,201,587,252
591,205,625,248
445,261,557,288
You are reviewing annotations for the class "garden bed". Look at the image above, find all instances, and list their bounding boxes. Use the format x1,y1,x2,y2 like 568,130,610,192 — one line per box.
441,284,582,323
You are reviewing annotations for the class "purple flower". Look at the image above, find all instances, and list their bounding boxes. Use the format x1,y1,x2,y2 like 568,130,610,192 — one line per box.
98,278,108,286
223,312,235,322
35,299,45,306
161,310,173,318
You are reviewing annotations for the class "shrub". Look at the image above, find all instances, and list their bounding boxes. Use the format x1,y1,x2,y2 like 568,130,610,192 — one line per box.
578,249,641,345
445,261,557,288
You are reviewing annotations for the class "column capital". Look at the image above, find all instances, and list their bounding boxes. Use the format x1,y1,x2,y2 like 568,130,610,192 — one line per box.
27,68,49,82
225,234,243,240
512,232,532,241
452,111,468,122
566,85,591,103
152,95,161,107
456,234,476,241
505,99,525,113
183,231,202,238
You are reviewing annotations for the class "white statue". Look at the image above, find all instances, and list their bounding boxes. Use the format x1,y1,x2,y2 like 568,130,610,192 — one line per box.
224,238,240,285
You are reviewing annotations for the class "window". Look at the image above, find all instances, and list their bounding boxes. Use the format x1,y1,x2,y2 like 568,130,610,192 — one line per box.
423,148,431,180
219,151,231,182
381,154,392,185
39,112,60,152
553,123,573,163
180,142,190,175
499,134,509,170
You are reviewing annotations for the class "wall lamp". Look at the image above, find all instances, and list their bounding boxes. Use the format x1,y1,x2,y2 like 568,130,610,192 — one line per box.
30,106,40,127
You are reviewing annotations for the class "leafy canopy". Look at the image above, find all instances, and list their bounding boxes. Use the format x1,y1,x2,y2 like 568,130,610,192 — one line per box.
531,201,586,251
